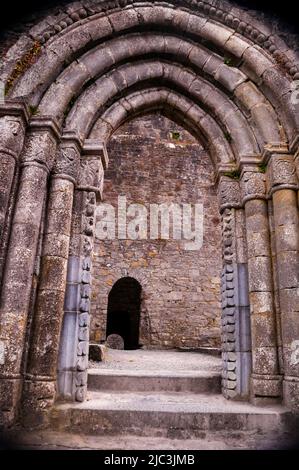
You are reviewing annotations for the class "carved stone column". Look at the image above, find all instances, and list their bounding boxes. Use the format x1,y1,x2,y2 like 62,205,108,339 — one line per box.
241,168,281,403
218,176,251,400
268,154,299,410
0,118,59,425
58,140,107,402
21,132,81,424
0,101,29,284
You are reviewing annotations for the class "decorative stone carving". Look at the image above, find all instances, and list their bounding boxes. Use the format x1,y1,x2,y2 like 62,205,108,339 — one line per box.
0,116,26,158
268,155,298,192
218,178,241,212
221,208,236,264
221,264,237,398
16,1,297,80
21,131,57,169
75,191,97,402
53,145,79,181
78,158,104,198
240,171,266,202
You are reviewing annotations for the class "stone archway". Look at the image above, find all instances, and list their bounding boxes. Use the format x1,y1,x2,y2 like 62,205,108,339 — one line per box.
0,0,298,427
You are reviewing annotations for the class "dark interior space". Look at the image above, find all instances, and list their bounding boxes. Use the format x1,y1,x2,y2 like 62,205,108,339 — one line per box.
106,277,142,350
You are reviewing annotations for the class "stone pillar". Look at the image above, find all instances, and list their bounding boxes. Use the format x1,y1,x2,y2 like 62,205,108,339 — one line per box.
241,169,282,403
0,102,29,284
218,176,251,400
268,154,299,410
21,133,81,424
58,141,107,402
0,118,59,424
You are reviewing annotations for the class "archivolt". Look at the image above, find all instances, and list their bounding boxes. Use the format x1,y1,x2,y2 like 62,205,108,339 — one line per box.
35,33,284,151
3,1,298,147
90,87,235,166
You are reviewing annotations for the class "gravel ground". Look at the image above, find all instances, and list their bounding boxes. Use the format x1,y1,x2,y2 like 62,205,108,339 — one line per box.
89,348,222,373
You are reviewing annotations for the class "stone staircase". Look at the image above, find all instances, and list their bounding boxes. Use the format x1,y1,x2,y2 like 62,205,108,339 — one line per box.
50,353,294,447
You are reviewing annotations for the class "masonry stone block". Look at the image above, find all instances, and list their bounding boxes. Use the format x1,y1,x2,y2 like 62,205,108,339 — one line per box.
276,252,299,289
252,347,279,375
248,256,273,292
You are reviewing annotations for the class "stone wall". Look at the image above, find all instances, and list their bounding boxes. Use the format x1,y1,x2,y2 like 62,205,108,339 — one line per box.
90,114,222,349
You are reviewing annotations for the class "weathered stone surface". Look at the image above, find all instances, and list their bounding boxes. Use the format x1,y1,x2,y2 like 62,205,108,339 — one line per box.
252,347,279,376
0,0,299,424
89,344,106,362
251,375,282,398
106,334,124,350
248,257,273,292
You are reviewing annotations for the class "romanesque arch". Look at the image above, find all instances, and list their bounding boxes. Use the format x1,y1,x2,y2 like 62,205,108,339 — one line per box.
0,0,298,427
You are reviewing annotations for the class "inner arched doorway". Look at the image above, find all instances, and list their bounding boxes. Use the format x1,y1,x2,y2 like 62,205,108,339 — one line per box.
106,277,142,350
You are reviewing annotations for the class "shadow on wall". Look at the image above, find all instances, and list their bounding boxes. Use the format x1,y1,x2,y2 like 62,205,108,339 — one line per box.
106,277,142,350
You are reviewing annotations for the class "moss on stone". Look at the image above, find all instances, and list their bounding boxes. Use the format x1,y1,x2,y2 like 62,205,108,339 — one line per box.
5,41,41,95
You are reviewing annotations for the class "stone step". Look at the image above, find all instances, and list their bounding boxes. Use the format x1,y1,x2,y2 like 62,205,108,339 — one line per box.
7,429,296,450
51,391,291,439
88,369,221,394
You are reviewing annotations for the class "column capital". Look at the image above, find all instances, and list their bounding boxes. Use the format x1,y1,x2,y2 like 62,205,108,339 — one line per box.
76,140,108,200
218,176,241,213
21,127,58,172
240,169,267,203
267,153,298,196
0,100,30,159
52,131,83,183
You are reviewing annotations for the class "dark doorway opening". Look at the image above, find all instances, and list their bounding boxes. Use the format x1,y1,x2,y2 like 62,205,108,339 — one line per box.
106,277,142,350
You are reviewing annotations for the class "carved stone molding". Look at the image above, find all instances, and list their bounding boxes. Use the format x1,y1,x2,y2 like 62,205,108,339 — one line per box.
29,116,61,142
0,99,30,122
240,171,266,203
267,154,298,194
75,191,96,402
221,208,236,265
83,140,109,169
221,263,238,398
218,177,241,213
12,1,297,81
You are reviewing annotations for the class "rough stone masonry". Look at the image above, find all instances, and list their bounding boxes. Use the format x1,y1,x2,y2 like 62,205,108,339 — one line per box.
90,114,222,349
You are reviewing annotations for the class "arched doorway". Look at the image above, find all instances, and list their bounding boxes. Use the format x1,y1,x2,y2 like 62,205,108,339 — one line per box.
106,277,142,350
0,0,298,424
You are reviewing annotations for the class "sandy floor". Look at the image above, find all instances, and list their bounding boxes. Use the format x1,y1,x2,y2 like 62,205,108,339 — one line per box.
89,348,222,373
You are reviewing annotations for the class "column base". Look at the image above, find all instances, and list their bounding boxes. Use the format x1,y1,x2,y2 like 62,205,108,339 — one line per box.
21,378,56,427
283,377,299,411
250,374,283,405
0,377,22,427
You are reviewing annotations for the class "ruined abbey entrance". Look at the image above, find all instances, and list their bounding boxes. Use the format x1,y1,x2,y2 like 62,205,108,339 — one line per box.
0,0,298,440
